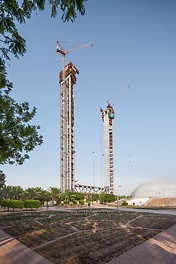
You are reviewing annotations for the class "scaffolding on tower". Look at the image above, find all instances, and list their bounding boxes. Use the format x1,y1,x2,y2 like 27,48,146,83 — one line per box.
100,102,115,194
57,42,93,192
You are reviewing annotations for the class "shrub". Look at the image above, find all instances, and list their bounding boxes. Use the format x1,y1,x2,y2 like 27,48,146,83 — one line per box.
121,201,128,206
1,200,24,210
72,192,84,201
24,200,40,209
79,199,84,205
92,194,99,202
99,193,116,203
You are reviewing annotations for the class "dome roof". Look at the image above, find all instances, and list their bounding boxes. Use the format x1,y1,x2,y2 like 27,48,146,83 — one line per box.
131,180,176,198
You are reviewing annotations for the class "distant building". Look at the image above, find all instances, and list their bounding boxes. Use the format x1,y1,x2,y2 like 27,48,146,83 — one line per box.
100,102,115,194
127,179,176,206
59,62,79,192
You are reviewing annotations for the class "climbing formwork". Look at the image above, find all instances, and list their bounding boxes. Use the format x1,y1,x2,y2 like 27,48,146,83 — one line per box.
100,103,115,194
59,62,79,192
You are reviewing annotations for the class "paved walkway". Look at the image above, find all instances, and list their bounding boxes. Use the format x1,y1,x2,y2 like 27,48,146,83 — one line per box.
0,229,53,264
117,207,176,215
107,224,176,264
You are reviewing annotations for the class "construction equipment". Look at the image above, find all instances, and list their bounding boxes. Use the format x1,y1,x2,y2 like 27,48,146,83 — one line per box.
56,41,93,192
100,102,115,194
56,41,93,72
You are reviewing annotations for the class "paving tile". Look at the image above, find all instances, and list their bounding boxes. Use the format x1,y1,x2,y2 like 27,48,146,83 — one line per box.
106,224,176,264
0,229,53,264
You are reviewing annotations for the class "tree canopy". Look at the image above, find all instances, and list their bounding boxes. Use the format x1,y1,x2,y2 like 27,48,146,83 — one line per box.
0,94,43,165
0,170,6,187
0,0,86,165
0,0,86,68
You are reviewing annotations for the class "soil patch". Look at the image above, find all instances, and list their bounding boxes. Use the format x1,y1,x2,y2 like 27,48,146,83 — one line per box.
0,208,176,264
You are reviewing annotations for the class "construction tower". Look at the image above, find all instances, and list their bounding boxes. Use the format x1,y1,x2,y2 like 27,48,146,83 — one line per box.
59,62,79,192
100,103,115,194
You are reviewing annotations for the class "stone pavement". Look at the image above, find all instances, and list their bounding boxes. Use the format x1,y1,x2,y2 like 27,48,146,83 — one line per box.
0,229,53,264
107,224,176,264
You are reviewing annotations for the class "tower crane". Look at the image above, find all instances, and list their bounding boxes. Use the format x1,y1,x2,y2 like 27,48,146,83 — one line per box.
56,41,93,192
56,41,93,75
56,41,93,95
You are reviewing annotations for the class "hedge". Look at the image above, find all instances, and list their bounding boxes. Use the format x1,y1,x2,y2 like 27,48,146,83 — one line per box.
24,200,40,209
0,200,41,210
1,200,24,210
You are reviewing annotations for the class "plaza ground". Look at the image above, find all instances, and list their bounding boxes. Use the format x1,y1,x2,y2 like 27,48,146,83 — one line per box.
0,207,176,263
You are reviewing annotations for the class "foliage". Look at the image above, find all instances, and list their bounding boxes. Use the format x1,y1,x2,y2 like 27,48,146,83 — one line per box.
72,192,84,201
60,190,78,205
9,186,23,199
0,94,43,165
0,185,24,200
0,0,86,88
121,201,128,206
85,193,99,204
48,187,61,204
91,194,99,202
24,199,40,209
0,185,56,205
43,190,52,200
0,170,6,187
79,199,84,205
72,192,84,205
0,183,127,208
118,195,129,200
99,193,116,204
23,187,44,200
0,198,40,210
0,185,13,199
0,0,86,165
42,190,51,207
1,199,24,210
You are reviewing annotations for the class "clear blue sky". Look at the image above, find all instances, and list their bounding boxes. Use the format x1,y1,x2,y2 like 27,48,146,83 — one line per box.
2,0,176,195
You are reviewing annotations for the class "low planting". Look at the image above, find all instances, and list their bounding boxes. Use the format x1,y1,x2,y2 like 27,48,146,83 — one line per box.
121,201,128,206
24,200,40,209
1,200,24,210
1,199,40,211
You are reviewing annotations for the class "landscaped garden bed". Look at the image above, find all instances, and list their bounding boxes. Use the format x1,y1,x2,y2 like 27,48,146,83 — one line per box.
0,208,176,263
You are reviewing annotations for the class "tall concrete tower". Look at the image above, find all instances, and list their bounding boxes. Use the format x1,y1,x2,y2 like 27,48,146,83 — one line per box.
59,62,79,192
100,103,115,194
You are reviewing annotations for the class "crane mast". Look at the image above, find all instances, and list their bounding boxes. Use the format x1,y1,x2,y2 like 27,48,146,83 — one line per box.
57,42,93,192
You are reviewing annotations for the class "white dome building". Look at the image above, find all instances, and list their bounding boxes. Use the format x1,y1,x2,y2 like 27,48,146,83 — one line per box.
127,179,176,206
131,180,176,198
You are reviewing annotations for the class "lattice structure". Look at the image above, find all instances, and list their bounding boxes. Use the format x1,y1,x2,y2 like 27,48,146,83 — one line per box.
75,184,105,194
59,62,79,192
100,103,115,194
